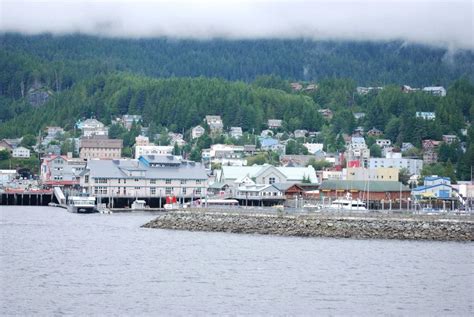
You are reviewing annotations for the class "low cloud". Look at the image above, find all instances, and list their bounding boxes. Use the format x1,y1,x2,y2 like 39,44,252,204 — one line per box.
1,0,473,50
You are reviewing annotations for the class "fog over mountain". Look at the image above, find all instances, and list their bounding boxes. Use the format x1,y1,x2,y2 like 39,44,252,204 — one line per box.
1,0,473,50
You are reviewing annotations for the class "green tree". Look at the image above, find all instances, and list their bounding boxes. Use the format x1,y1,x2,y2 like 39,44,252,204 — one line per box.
21,134,37,148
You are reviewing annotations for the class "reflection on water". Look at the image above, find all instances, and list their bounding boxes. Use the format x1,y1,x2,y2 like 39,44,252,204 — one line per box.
1,206,473,316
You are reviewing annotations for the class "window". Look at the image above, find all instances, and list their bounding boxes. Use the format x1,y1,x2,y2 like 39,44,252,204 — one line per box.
180,179,186,185
118,179,121,184
196,180,201,185
166,179,172,184
151,187,156,195
182,188,187,195
85,175,89,183
165,187,173,195
134,179,139,182
150,179,156,184
195,188,201,195
135,187,141,190
269,177,276,184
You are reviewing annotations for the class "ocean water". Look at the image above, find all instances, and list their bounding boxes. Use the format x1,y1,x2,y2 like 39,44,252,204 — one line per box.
1,206,473,316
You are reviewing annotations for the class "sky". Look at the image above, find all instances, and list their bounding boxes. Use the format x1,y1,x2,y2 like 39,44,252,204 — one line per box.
1,0,473,50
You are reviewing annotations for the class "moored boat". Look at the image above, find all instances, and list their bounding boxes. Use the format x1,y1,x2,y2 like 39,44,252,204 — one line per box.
67,196,97,213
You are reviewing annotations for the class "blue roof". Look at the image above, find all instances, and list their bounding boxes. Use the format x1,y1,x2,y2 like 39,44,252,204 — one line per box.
412,183,452,192
425,176,450,181
260,138,279,147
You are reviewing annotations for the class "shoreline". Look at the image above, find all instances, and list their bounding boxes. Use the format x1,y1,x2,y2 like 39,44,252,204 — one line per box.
142,210,474,242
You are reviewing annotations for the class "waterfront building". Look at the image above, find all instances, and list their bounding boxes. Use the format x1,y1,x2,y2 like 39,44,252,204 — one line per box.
411,176,452,200
79,155,208,199
215,165,318,194
319,180,411,206
41,154,86,187
0,170,17,186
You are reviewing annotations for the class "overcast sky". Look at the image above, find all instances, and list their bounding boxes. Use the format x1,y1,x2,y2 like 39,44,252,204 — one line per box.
1,0,473,50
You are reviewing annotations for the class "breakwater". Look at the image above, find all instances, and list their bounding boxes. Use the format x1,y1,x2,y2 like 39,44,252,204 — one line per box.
142,210,474,241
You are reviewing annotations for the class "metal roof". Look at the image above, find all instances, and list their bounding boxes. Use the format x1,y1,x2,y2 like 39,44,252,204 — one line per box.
320,180,409,192
85,159,207,180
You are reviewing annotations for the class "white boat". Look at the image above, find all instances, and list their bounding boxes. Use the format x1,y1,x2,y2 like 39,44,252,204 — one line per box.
131,199,147,210
330,194,367,211
67,196,96,213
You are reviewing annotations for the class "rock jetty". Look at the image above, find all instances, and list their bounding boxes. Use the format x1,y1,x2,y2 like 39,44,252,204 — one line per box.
142,210,473,241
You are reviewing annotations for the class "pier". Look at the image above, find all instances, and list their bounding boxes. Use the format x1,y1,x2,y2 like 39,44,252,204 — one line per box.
0,190,54,206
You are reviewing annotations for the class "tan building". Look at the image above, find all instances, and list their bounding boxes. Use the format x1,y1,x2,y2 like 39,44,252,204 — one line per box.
80,138,123,160
345,167,399,182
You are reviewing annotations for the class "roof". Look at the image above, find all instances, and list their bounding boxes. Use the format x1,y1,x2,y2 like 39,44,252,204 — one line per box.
80,138,123,149
85,159,207,180
221,165,318,183
425,176,450,181
412,183,452,192
320,180,409,192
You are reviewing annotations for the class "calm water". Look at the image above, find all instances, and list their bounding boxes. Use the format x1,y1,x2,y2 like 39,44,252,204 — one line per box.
1,206,473,316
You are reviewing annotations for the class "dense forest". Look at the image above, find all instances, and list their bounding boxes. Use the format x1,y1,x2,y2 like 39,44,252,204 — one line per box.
1,33,474,96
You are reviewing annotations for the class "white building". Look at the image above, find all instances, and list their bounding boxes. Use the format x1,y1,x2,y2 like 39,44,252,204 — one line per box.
215,164,318,193
80,119,109,137
12,147,31,158
267,119,283,129
229,127,243,139
205,115,224,134
416,112,436,120
422,86,446,97
303,143,324,154
192,125,205,139
369,156,423,176
41,154,86,186
79,155,208,199
135,135,150,147
375,139,392,148
294,129,308,139
202,144,246,166
135,145,173,159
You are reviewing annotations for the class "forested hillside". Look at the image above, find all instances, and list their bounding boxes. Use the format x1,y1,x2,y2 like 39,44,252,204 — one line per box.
2,33,473,95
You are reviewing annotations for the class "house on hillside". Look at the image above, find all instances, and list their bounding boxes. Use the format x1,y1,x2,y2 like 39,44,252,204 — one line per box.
367,127,383,137
230,127,243,139
416,112,436,120
267,119,283,129
12,147,31,158
422,86,446,97
422,139,441,164
192,125,205,139
205,115,224,134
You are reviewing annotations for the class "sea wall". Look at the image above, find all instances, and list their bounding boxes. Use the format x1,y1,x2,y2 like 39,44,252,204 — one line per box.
142,211,474,241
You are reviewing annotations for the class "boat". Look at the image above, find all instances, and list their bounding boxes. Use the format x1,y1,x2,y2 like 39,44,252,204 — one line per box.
330,194,367,211
131,199,147,210
67,196,97,213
